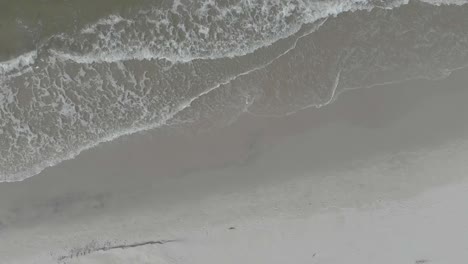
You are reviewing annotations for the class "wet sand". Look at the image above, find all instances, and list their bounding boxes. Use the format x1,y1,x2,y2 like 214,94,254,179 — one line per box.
1,65,468,263
1,1,468,263
2,1,467,182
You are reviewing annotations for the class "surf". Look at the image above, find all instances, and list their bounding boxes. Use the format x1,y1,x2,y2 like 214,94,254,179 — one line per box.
0,0,467,182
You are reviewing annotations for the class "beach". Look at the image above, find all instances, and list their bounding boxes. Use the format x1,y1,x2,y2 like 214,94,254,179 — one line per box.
1,64,468,263
1,1,468,263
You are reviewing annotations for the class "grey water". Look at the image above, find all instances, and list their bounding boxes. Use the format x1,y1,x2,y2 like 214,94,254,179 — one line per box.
0,0,467,182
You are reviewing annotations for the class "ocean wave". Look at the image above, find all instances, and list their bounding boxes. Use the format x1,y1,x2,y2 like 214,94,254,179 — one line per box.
0,51,37,77
0,0,467,182
47,0,374,64
44,0,468,64
0,0,465,70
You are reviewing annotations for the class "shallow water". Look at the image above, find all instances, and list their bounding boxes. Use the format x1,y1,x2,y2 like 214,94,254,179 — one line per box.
0,0,467,182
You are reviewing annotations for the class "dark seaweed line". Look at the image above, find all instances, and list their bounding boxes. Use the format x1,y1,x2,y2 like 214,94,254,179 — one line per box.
57,239,180,262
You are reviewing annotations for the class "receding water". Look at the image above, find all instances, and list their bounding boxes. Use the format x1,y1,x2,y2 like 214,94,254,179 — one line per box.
0,0,467,182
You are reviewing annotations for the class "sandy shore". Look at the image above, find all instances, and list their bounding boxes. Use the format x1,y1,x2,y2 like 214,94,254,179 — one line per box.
1,66,468,263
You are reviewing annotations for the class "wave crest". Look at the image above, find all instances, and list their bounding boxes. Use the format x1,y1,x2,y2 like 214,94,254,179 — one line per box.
0,0,467,182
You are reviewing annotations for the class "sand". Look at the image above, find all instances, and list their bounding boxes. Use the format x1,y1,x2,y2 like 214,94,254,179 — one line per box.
1,63,468,263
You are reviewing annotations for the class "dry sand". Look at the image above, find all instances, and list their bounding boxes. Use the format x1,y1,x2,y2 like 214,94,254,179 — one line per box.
1,66,468,263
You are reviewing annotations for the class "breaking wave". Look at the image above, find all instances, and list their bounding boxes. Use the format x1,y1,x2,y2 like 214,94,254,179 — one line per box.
0,0,467,182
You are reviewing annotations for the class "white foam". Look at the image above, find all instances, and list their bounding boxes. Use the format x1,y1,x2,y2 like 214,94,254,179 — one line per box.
42,0,395,64
0,51,37,76
1,0,467,182
1,0,465,67
80,15,132,34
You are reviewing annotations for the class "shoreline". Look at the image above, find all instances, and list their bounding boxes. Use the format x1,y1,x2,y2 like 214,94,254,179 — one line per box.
4,62,468,184
2,1,468,182
2,63,468,263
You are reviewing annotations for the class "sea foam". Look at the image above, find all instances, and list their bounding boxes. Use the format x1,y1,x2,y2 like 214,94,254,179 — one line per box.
0,0,467,182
